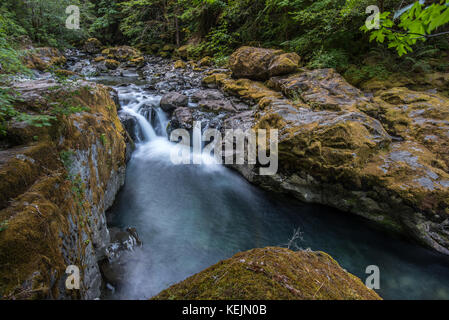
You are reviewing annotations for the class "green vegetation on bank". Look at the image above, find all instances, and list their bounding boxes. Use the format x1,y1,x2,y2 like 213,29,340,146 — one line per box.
1,1,448,70
0,1,448,84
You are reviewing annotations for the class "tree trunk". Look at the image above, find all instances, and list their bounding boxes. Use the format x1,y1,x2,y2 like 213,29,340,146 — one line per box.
379,0,384,12
175,5,180,47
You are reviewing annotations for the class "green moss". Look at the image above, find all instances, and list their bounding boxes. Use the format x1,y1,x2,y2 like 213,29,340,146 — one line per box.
153,247,381,300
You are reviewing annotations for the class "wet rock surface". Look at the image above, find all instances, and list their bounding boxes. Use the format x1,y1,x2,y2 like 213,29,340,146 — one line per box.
100,227,142,292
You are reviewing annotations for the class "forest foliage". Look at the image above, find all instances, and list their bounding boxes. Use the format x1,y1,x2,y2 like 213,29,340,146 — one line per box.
0,1,447,68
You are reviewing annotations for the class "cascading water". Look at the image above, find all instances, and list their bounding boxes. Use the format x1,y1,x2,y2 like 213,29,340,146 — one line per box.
102,82,449,301
118,86,159,141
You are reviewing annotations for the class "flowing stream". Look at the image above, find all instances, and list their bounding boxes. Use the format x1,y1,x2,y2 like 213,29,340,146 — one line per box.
96,77,449,300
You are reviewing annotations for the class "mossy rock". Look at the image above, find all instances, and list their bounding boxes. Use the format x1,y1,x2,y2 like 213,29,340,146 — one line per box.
105,59,120,70
174,60,187,69
150,44,161,53
153,247,381,300
83,38,102,54
229,46,300,80
162,44,176,52
101,46,142,62
128,56,145,67
159,51,172,58
198,56,213,67
54,69,77,77
209,70,449,255
94,56,106,63
21,47,66,71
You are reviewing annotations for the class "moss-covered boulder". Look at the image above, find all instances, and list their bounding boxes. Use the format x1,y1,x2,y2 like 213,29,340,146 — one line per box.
54,69,77,77
101,46,142,62
229,46,300,80
153,247,381,300
0,79,130,299
22,47,67,71
128,56,145,67
83,38,102,54
174,60,187,69
105,59,120,70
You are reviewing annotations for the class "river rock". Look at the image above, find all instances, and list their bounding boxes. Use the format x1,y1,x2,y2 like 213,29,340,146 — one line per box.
361,71,449,96
198,56,213,67
160,92,189,112
171,107,194,130
0,79,129,299
191,89,242,113
153,247,382,300
229,46,300,80
191,89,223,102
174,60,187,69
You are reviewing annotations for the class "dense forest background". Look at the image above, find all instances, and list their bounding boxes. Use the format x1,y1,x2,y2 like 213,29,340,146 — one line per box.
1,0,449,81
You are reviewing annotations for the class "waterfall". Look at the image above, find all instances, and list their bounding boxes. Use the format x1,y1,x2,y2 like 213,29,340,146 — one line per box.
118,86,162,142
125,107,157,141
155,108,169,137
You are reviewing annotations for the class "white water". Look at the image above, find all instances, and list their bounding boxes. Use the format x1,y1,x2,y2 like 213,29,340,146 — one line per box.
119,86,161,140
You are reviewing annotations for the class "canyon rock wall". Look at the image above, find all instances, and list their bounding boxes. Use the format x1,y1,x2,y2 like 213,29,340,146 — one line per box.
0,79,130,299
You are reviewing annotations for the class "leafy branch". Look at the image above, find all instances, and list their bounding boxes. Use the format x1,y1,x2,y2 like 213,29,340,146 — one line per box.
361,0,449,56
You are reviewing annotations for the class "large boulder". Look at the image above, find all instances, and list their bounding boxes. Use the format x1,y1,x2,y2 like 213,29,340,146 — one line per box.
101,46,142,62
153,247,381,300
160,92,188,113
229,46,300,80
361,72,449,97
